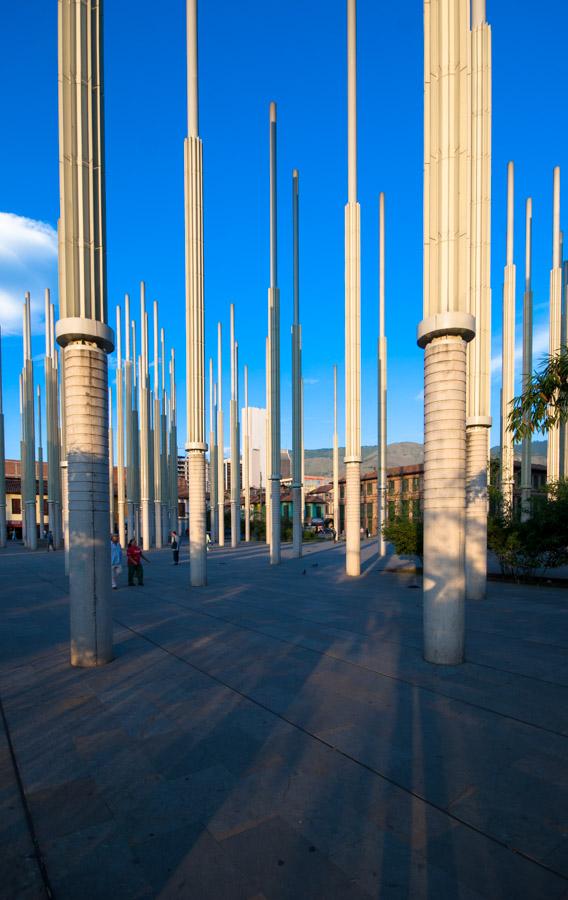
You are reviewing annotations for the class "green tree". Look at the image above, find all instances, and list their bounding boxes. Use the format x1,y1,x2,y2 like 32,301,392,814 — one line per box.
382,515,423,562
509,346,568,440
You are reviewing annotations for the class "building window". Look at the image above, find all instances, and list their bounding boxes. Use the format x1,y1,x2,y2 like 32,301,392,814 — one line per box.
11,498,21,515
388,501,396,521
367,482,373,496
388,480,395,494
401,499,410,517
402,478,409,494
412,499,420,518
340,485,345,500
413,477,420,490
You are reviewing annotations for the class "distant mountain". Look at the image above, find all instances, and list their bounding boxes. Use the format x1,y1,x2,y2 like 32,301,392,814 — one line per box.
304,439,548,478
490,441,548,464
304,442,424,478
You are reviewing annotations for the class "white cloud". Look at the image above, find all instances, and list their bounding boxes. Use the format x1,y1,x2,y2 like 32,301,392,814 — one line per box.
0,212,58,335
491,322,549,377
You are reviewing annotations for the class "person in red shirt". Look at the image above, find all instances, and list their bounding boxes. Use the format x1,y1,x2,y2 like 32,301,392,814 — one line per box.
127,539,149,586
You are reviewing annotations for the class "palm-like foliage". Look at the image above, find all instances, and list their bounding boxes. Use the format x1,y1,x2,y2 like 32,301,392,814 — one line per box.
509,346,568,441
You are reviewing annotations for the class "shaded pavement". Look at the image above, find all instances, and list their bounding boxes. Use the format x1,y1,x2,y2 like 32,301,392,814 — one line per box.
1,539,567,898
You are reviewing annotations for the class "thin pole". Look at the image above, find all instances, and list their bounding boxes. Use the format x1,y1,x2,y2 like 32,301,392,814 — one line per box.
344,0,361,575
291,169,302,557
268,101,281,564
244,364,250,541
520,198,533,520
377,192,387,554
217,322,225,546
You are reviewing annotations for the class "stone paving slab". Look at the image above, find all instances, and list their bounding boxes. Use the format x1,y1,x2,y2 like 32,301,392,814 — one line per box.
1,540,568,899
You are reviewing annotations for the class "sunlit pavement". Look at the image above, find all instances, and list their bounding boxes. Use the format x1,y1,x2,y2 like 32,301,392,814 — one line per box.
1,539,567,898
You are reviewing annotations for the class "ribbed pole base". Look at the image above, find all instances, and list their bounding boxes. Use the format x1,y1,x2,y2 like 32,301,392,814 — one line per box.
423,335,466,665
465,424,489,600
188,451,207,585
64,343,112,667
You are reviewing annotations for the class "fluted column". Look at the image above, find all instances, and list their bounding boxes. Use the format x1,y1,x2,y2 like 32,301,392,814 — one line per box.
344,0,361,576
501,162,516,515
217,322,225,546
0,327,6,548
22,294,37,550
169,349,179,536
116,305,126,545
268,102,281,565
520,198,533,520
244,365,251,541
420,0,474,665
37,386,45,537
45,293,62,547
377,192,387,555
548,166,562,483
138,285,151,550
208,358,217,542
185,0,207,584
465,0,492,598
230,304,239,547
333,365,339,542
152,301,162,548
108,387,114,531
265,335,271,547
291,169,303,558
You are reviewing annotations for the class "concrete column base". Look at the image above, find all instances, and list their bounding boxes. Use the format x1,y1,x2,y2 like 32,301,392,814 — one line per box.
291,485,302,558
64,343,112,667
423,335,467,665
345,461,361,576
465,424,489,600
188,451,207,585
270,477,281,565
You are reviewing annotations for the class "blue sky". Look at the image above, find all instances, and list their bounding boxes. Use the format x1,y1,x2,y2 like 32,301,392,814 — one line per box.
1,1,566,458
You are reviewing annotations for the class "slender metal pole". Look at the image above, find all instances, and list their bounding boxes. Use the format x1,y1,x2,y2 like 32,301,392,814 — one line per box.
185,0,207,584
116,304,126,545
377,192,387,555
501,162,516,514
230,304,239,547
291,169,303,558
109,386,114,532
37,385,45,536
333,365,339,542
344,0,361,575
520,198,533,520
268,101,281,564
548,166,562,482
0,326,6,548
217,321,225,546
153,300,162,548
244,364,250,541
209,357,217,542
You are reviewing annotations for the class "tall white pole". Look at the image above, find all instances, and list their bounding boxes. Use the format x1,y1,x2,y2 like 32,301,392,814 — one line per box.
169,349,179,535
268,101,281,565
520,198,533,520
230,304,239,547
217,322,225,546
132,320,140,544
139,285,151,550
209,357,217,542
244,365,250,541
22,294,37,550
153,300,162,548
109,387,114,532
562,259,568,477
419,0,474,664
377,192,387,555
333,365,339,541
548,166,562,483
124,297,135,542
344,0,361,576
501,162,516,515
160,327,168,544
265,335,271,546
0,326,6,548
57,0,114,665
37,385,45,536
291,169,303,558
185,0,207,585
116,305,126,545
465,0,492,598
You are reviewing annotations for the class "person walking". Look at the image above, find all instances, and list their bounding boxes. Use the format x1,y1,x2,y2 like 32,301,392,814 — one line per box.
111,534,122,589
170,531,179,565
47,530,55,551
127,539,148,586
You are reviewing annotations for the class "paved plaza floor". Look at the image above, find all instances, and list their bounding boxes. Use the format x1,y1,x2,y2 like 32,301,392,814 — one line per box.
1,539,567,899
